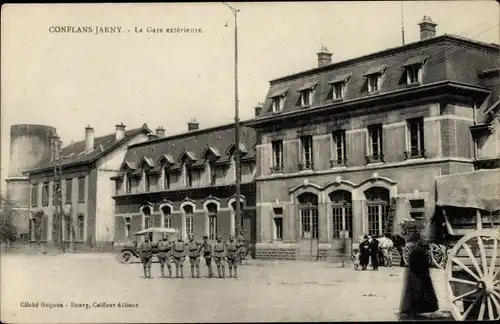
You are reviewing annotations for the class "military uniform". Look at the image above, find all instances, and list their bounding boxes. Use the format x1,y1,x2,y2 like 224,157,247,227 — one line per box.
213,236,227,278
237,233,246,265
187,238,201,278
201,236,214,278
157,239,172,278
138,239,153,278
226,238,240,278
172,238,186,278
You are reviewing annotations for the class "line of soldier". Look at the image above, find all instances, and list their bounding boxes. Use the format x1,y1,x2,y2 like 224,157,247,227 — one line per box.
137,231,246,279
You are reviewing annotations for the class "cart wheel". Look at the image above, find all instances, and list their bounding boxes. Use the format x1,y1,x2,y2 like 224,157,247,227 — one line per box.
445,229,500,321
429,243,447,269
118,251,134,264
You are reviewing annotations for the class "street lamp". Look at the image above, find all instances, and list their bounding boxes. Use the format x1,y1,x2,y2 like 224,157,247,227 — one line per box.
223,2,241,236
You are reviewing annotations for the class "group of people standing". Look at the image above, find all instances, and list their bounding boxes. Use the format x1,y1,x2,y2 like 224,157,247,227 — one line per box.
137,232,246,280
354,234,380,270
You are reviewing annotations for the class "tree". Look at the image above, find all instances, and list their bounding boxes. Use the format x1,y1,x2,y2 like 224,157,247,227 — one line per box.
31,210,45,244
0,195,19,245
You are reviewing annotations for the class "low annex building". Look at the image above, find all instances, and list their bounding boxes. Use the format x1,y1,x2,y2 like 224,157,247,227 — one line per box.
111,120,257,247
246,16,500,260
25,123,152,250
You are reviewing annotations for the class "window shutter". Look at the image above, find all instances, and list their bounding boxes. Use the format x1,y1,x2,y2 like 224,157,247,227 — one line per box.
41,216,48,242
153,214,161,227
284,140,300,173
258,144,271,176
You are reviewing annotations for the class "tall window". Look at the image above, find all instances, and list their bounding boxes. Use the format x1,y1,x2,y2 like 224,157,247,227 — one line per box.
271,140,283,172
207,203,218,240
65,179,72,203
143,207,152,229
273,207,283,241
299,89,313,107
332,130,347,166
272,96,284,112
330,191,353,239
367,124,383,163
124,216,131,239
164,170,171,189
162,206,172,228
300,136,313,170
31,184,38,207
298,193,319,240
115,180,122,196
144,174,150,191
332,82,344,100
406,117,425,158
42,182,49,206
78,177,85,202
406,64,422,84
365,187,390,237
126,175,132,194
77,215,85,241
184,205,194,237
210,166,217,185
367,75,380,92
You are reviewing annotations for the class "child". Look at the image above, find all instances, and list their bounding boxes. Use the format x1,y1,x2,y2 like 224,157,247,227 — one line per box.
351,249,360,271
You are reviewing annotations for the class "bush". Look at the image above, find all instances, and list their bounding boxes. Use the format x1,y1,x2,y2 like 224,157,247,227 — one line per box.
0,195,19,244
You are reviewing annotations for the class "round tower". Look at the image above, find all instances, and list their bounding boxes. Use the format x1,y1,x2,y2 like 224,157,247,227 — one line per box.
5,124,57,239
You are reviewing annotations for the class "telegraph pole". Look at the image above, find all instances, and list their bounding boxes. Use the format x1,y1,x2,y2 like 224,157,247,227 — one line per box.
223,2,241,235
51,136,65,252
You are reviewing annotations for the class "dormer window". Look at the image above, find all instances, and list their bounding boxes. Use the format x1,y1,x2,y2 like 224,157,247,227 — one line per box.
328,74,351,101
268,88,289,113
363,65,387,94
403,55,428,85
297,81,318,107
332,82,344,100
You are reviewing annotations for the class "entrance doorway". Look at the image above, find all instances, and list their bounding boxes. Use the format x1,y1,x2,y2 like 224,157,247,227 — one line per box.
298,192,319,259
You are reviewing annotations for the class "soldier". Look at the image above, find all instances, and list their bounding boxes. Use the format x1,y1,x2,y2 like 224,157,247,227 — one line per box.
186,234,201,278
213,235,227,279
138,235,153,279
237,230,246,266
201,235,214,278
172,235,186,279
157,234,173,278
226,235,240,279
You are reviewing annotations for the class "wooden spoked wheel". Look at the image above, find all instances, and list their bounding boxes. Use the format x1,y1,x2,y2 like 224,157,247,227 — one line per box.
429,243,448,269
445,229,500,321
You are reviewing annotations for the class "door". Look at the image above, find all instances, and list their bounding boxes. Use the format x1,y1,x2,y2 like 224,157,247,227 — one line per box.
300,206,319,258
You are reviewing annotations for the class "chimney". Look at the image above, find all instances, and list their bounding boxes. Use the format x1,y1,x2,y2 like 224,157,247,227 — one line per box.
254,102,263,117
187,118,199,132
316,45,332,67
147,132,159,141
418,15,438,41
155,126,166,138
115,122,126,142
50,135,61,162
85,125,95,152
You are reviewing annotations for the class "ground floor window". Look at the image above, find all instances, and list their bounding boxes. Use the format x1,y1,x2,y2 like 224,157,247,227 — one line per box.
164,216,172,228
209,215,217,240
332,204,353,239
77,215,85,241
185,216,194,237
124,217,131,239
301,208,319,239
367,204,389,237
274,217,283,241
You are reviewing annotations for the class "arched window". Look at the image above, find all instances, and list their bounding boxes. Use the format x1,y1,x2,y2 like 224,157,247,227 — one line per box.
230,201,245,234
142,206,152,229
329,190,353,239
77,214,85,242
183,205,194,237
206,203,218,240
364,187,390,237
298,192,319,240
124,216,131,239
161,205,172,228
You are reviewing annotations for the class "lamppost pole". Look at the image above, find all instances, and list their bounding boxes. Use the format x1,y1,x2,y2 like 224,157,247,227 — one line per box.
223,2,241,236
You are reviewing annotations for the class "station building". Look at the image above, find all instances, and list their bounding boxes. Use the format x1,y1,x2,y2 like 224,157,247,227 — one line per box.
110,120,257,247
246,16,500,260
24,123,151,250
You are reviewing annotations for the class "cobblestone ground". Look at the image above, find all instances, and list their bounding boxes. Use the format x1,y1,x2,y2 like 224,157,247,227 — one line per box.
1,253,453,323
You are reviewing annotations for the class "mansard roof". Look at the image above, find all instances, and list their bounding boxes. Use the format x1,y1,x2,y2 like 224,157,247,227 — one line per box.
255,34,499,120
25,124,152,174
123,121,256,170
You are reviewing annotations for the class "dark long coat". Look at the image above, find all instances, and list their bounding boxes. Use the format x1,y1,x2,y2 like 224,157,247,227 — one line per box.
399,241,439,315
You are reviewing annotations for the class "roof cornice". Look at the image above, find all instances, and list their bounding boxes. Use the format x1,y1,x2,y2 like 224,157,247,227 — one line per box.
270,35,500,84
246,81,490,127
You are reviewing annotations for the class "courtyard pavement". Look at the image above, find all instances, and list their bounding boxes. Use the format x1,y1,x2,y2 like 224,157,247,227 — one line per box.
1,253,453,323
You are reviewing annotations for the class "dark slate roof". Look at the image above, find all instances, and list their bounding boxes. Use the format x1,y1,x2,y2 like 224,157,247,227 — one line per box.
257,34,500,119
121,121,256,171
26,124,151,173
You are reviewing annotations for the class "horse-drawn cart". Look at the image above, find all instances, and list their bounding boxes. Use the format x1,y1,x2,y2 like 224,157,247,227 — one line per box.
432,169,500,321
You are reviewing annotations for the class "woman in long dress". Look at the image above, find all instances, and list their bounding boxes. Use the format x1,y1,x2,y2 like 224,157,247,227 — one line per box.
399,233,439,318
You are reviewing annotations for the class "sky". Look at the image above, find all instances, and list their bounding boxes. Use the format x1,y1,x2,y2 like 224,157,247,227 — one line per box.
1,1,499,192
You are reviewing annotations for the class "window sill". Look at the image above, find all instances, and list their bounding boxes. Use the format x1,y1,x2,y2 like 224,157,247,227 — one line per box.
406,82,421,87
367,90,380,95
299,105,311,109
366,162,384,166
272,111,283,115
78,200,86,203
